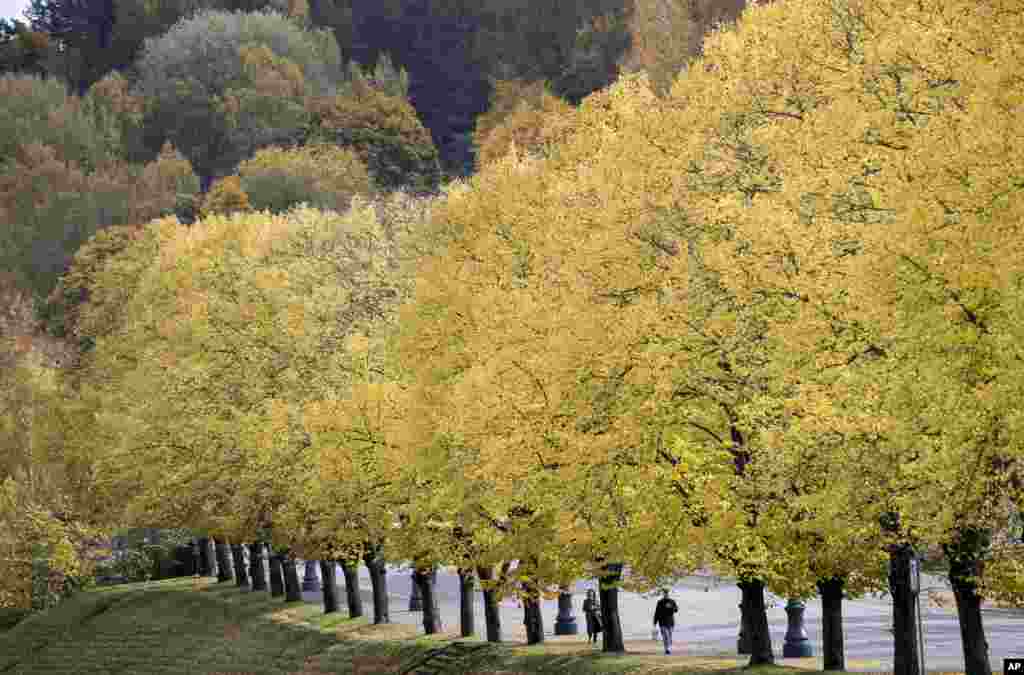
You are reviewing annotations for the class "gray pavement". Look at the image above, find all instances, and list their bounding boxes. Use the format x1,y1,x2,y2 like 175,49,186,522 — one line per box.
292,562,1024,672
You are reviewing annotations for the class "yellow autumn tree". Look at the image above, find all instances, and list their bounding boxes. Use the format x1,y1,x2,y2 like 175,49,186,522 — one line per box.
395,77,724,650
644,0,1024,673
0,282,105,610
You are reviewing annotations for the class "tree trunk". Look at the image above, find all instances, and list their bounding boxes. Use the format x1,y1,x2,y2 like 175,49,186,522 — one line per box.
320,560,339,614
363,546,389,624
232,543,249,587
414,566,442,634
520,557,544,645
599,562,625,653
198,538,214,577
888,543,921,675
409,570,423,611
817,576,846,671
269,553,285,597
458,568,476,638
215,541,234,583
523,596,544,644
283,555,302,602
478,565,502,643
249,542,267,592
739,578,774,665
340,559,364,618
302,559,321,592
945,528,992,675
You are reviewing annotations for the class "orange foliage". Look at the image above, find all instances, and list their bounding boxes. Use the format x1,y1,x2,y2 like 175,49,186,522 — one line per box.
200,175,252,219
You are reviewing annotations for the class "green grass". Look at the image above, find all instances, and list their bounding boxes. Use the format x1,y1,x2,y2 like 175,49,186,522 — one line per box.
0,606,30,632
0,577,823,674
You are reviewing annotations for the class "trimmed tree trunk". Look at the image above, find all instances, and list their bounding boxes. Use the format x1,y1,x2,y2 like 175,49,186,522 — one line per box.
249,542,267,592
523,596,544,644
458,568,476,638
364,547,389,624
409,570,423,611
888,543,921,675
216,541,234,583
478,565,502,643
521,557,544,645
232,543,249,587
282,555,302,602
413,566,442,634
269,553,285,597
945,528,992,675
817,576,846,671
320,560,339,614
599,562,625,653
198,538,214,577
739,578,774,665
340,559,364,618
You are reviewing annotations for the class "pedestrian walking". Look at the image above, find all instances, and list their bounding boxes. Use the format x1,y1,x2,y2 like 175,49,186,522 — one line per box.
583,589,602,644
653,588,679,655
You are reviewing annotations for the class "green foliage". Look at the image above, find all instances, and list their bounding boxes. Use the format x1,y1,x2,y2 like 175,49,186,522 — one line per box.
337,52,410,101
0,144,109,303
0,74,120,174
237,143,373,214
555,10,632,104
0,20,49,78
29,543,93,611
0,138,198,303
98,529,195,583
305,86,441,194
131,8,346,182
80,72,147,163
470,0,629,93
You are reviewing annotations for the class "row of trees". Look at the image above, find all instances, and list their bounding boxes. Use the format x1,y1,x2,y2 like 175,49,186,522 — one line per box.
3,3,1022,675
0,0,677,615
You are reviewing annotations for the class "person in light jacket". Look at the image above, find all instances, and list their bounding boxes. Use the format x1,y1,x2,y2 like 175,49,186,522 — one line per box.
653,588,679,655
582,589,602,644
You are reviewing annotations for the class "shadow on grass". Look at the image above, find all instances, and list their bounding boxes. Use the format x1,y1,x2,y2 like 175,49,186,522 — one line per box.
0,578,886,675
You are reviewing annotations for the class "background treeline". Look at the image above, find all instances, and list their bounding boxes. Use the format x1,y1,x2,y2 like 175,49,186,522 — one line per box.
1,0,746,180
1,0,746,309
1,3,1022,675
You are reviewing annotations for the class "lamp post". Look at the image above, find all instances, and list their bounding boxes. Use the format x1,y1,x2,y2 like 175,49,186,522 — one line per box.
783,598,813,657
554,587,579,635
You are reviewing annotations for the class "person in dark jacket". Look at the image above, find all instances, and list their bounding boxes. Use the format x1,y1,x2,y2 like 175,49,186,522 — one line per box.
582,589,602,644
653,588,679,655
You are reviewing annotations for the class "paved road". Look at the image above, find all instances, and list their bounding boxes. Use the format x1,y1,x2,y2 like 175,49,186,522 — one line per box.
291,562,1023,672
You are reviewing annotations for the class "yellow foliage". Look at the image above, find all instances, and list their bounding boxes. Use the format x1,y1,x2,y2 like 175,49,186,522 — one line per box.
200,175,251,218
473,83,578,169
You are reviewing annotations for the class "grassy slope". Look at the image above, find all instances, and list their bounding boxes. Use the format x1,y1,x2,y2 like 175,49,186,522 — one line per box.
0,577,814,675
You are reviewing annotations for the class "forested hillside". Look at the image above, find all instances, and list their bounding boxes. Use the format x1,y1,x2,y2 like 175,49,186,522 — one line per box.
1,2,1021,675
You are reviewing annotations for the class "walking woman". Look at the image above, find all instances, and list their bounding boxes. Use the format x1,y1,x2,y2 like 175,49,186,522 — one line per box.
583,589,602,644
